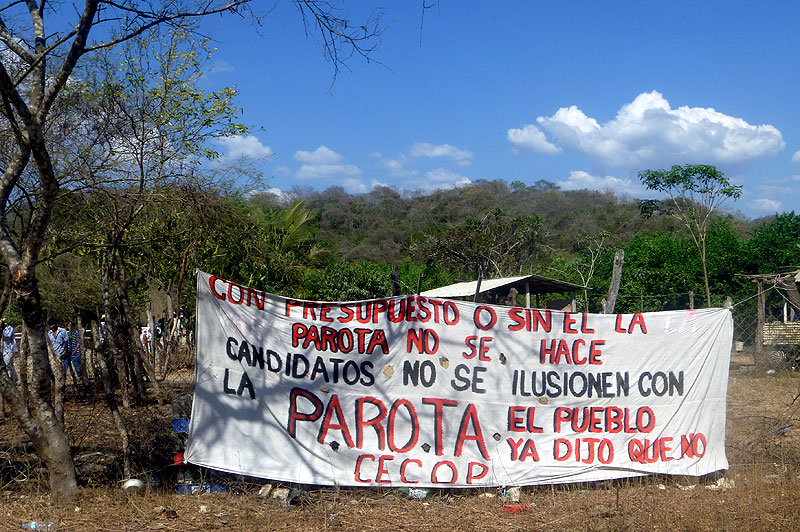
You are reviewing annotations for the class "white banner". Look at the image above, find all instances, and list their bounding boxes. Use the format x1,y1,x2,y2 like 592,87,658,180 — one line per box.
186,271,732,487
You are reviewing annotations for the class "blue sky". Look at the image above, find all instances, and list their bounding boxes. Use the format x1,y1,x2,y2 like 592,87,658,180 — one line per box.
199,2,800,218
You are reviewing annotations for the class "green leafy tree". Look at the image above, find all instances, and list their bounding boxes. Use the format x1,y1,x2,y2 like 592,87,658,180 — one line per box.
307,260,391,301
748,212,800,274
615,231,698,312
747,212,800,313
638,164,742,307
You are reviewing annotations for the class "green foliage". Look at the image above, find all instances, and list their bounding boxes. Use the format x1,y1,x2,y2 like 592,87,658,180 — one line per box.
392,259,459,295
42,24,257,322
306,261,391,301
37,254,104,321
411,208,547,279
639,164,743,201
301,179,708,266
747,211,800,273
97,25,248,164
614,232,699,312
595,218,751,313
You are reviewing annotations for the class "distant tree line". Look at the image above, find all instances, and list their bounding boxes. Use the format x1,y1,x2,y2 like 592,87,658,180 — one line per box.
23,178,796,326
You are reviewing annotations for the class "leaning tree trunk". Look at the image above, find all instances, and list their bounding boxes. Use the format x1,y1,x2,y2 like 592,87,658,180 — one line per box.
160,240,194,379
13,277,78,502
162,296,174,378
112,267,146,399
114,287,146,402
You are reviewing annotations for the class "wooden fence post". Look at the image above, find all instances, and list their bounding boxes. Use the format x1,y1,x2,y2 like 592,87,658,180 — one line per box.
602,249,624,314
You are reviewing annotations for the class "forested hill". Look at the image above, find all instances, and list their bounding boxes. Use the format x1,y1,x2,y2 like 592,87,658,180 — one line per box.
34,178,795,323
281,179,758,265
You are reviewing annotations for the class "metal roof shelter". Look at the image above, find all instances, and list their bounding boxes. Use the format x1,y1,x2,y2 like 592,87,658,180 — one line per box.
420,274,584,309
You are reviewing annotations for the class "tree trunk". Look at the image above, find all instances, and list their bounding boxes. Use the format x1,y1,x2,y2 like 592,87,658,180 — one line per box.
146,302,156,373
18,331,29,404
45,336,65,426
13,277,78,502
164,296,175,377
91,320,131,479
700,239,711,307
116,266,165,405
114,282,146,402
101,257,132,408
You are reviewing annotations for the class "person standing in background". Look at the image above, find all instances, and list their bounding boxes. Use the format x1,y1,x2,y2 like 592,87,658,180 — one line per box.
1,319,17,382
48,318,73,383
67,320,83,384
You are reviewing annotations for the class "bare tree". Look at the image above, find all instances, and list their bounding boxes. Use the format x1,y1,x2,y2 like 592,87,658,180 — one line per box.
552,231,609,312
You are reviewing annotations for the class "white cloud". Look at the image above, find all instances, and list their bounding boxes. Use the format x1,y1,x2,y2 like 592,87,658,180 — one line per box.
521,91,784,170
338,178,388,194
296,163,361,180
751,198,782,212
409,142,474,167
341,178,368,194
409,168,472,191
507,124,562,154
555,170,636,195
792,151,800,164
267,187,293,201
758,182,795,197
218,135,273,160
294,145,343,165
294,146,361,180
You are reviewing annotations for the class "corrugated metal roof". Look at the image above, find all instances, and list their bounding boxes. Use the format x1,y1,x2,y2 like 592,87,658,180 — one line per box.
420,274,583,298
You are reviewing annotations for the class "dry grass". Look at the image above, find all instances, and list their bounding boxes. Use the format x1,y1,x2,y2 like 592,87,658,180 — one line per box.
2,366,800,532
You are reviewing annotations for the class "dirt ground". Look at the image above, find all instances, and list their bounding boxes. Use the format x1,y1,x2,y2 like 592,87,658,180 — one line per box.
2,364,800,532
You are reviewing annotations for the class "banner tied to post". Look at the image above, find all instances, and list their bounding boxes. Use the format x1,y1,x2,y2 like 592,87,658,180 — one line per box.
186,271,733,487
